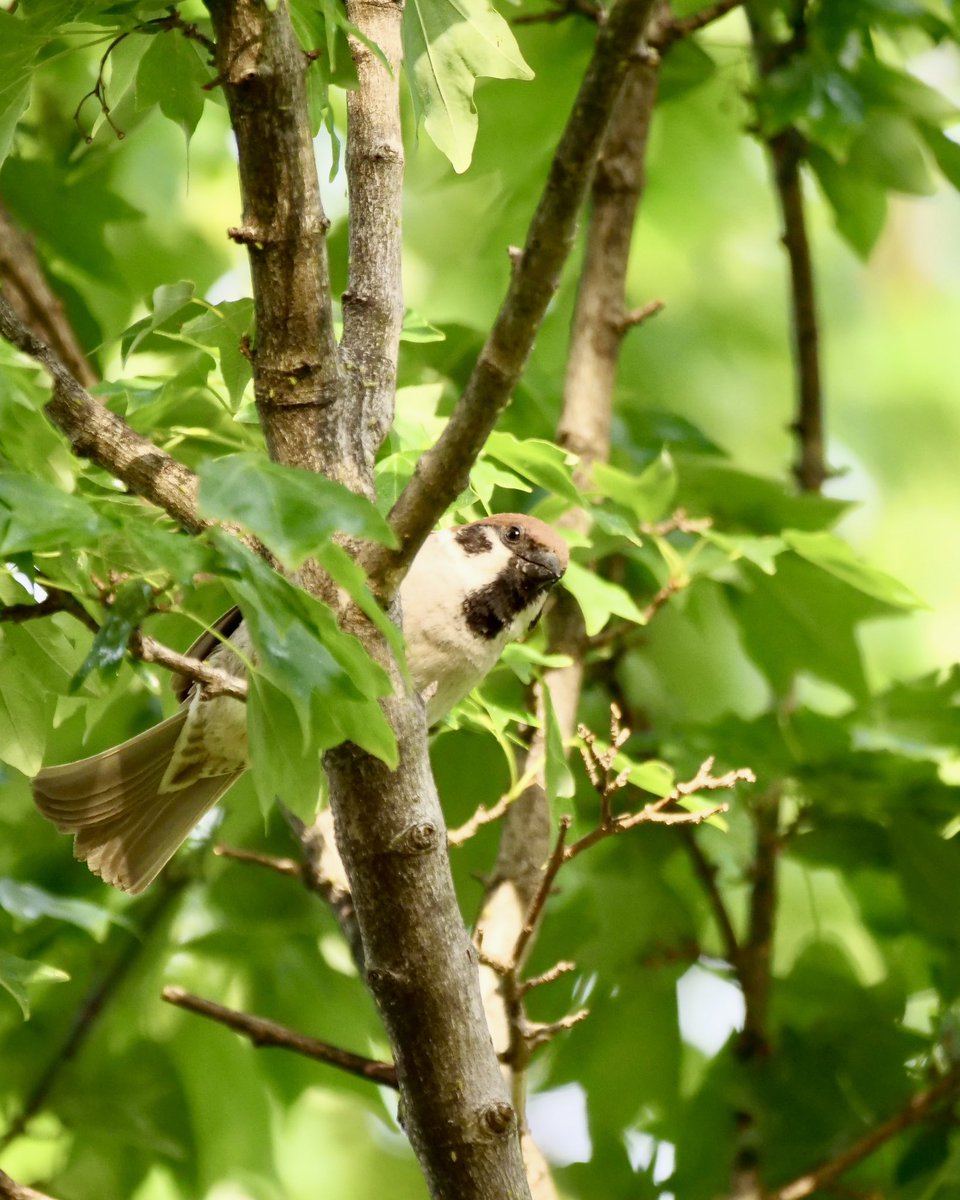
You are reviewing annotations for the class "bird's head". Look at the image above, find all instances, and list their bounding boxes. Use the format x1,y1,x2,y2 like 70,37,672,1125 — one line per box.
451,512,569,642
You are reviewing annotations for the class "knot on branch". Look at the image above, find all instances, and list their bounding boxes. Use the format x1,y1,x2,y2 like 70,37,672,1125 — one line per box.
480,1100,517,1137
391,820,440,856
365,965,407,996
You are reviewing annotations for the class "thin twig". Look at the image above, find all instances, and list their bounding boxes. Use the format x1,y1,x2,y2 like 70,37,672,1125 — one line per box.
748,10,825,493
0,201,97,388
564,752,753,864
767,1067,960,1200
512,818,571,969
618,298,665,332
161,986,398,1087
213,844,302,878
512,0,602,26
0,591,99,633
518,960,577,997
133,632,248,700
680,827,741,965
0,593,249,700
448,764,542,846
523,1010,590,1050
0,1169,59,1200
652,0,745,50
642,509,713,537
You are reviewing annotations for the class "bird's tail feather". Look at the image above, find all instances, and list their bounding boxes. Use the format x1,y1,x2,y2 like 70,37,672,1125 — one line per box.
33,711,242,894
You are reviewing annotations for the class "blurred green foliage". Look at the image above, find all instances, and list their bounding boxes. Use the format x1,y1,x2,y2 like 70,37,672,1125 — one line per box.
2,0,960,1197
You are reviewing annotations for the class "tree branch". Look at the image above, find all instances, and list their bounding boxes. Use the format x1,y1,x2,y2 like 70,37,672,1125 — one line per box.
204,0,347,484
369,0,661,595
748,10,825,493
0,591,249,701
0,590,100,634
132,632,248,700
767,1066,960,1200
680,826,741,966
201,0,534,1191
651,0,745,50
284,807,366,974
0,294,204,533
0,199,97,388
471,47,664,1193
736,787,781,1063
341,0,405,470
161,986,398,1087
0,1170,59,1200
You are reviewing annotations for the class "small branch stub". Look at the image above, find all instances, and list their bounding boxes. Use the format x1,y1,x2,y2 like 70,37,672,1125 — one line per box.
482,1100,517,1137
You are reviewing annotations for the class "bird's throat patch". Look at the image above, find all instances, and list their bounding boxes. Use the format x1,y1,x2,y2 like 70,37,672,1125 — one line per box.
462,560,544,640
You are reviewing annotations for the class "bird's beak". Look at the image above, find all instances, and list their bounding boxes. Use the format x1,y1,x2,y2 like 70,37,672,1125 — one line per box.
519,548,565,586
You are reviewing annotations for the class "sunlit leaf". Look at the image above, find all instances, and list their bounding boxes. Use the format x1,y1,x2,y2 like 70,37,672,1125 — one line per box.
0,879,132,940
136,32,209,143
784,530,923,610
404,0,533,172
563,560,647,637
0,950,68,1019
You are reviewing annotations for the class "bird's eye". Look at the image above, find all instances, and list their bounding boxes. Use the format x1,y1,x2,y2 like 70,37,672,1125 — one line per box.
506,526,522,543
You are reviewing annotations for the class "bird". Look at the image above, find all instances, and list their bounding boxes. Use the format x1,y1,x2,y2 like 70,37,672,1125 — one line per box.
33,513,568,894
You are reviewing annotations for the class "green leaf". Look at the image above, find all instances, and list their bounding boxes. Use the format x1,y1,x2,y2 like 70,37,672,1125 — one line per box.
0,473,109,554
0,630,56,775
400,309,446,343
0,75,30,171
542,686,575,801
314,541,408,683
563,560,648,637
808,146,888,259
675,456,850,533
784,530,923,610
658,38,716,102
181,300,254,411
592,450,677,525
121,280,197,362
890,816,960,944
0,879,131,941
703,531,785,576
208,533,395,771
136,32,209,143
918,123,960,192
246,675,325,822
619,756,674,798
404,0,533,173
71,578,155,690
0,950,68,1019
847,114,936,196
484,432,580,504
0,599,86,774
729,555,897,700
198,454,396,569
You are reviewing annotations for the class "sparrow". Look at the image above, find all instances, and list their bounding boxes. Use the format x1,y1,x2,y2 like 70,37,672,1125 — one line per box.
33,513,568,894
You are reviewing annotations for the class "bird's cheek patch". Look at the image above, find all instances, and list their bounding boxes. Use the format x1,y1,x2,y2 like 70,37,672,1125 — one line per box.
454,525,493,555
